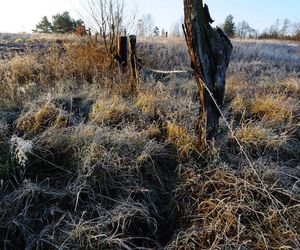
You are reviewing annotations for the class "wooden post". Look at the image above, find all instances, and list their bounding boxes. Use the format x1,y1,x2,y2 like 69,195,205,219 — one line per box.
129,35,138,93
117,36,128,70
183,0,233,151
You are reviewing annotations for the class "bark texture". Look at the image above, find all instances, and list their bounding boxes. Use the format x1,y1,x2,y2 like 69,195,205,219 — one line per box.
183,0,233,150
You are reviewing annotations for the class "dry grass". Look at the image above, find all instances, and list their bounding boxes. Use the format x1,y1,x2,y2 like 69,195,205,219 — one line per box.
166,122,197,158
0,35,299,249
231,93,297,126
16,103,69,135
135,92,161,115
91,95,137,126
168,164,300,249
232,121,288,151
250,94,295,124
64,44,113,81
9,55,41,84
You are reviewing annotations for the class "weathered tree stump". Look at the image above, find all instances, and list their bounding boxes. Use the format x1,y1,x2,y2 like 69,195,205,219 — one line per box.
183,0,233,151
129,35,138,93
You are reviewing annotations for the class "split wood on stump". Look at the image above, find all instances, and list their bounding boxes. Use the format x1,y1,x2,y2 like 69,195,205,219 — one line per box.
183,0,233,151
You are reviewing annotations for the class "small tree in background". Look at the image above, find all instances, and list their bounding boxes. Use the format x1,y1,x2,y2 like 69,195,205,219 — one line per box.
33,16,52,33
52,12,77,34
223,15,235,37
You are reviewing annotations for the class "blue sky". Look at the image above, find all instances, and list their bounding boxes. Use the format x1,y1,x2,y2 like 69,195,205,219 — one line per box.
0,0,299,33
136,0,300,32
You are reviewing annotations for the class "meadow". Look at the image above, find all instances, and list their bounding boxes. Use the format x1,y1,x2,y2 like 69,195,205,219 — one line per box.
0,32,299,249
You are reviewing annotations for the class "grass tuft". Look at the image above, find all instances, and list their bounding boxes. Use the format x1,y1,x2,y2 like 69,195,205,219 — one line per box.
17,103,68,135
166,121,196,158
91,95,137,126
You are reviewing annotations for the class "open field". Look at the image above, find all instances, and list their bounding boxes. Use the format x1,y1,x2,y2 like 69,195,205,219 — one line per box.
0,33,299,249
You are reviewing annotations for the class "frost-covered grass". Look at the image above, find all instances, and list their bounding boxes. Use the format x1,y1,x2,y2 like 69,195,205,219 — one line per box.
0,35,299,249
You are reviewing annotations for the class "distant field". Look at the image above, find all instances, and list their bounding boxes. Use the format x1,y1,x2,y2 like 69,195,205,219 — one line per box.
0,33,299,249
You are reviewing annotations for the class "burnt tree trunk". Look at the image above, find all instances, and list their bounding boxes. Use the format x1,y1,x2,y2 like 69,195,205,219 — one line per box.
117,36,128,70
129,35,138,94
183,0,233,151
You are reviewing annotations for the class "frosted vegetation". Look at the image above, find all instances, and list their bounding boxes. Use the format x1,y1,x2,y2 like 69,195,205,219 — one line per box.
0,33,299,249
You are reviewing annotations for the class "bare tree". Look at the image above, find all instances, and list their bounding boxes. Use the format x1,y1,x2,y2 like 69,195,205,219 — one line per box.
143,14,155,37
236,21,255,39
136,18,146,37
291,21,300,41
171,22,181,37
280,18,291,37
79,0,137,53
293,22,300,37
269,19,281,38
171,17,184,37
136,14,154,37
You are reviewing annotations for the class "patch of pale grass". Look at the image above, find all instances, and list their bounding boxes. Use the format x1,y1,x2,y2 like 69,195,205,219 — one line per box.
225,75,249,102
91,95,137,126
29,33,79,43
250,94,295,124
17,104,68,135
10,135,33,167
233,121,288,150
280,79,300,96
140,124,162,140
135,92,161,115
231,92,296,126
166,121,196,157
230,94,251,118
9,55,41,84
258,79,300,97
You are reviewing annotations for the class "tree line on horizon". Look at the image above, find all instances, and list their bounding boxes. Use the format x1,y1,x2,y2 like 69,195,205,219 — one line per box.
33,9,300,41
222,15,300,40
